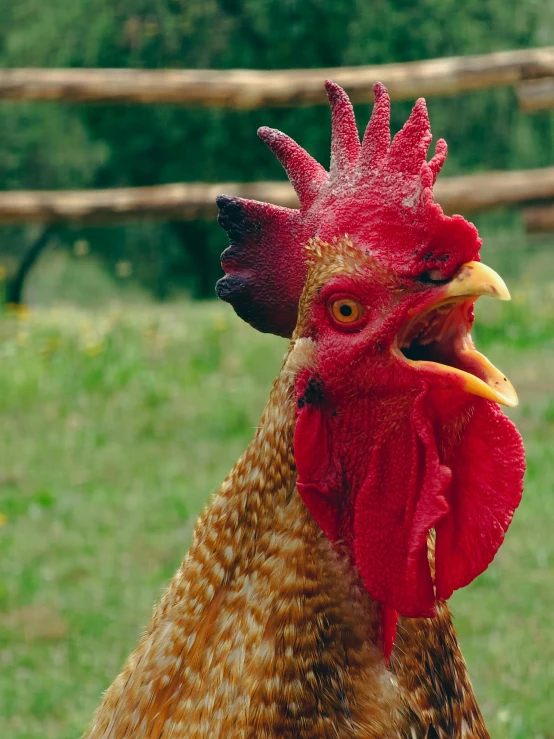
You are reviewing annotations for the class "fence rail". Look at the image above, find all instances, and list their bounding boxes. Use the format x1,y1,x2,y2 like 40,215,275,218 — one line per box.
2,47,554,108
517,77,554,111
523,203,554,232
2,167,554,224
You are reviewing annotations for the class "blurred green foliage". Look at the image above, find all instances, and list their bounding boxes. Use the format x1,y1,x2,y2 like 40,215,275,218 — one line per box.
1,0,554,298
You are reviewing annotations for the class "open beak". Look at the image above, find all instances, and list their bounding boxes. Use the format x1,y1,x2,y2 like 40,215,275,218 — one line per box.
394,261,519,408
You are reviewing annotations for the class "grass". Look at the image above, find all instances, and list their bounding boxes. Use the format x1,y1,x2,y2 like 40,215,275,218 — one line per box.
1,260,554,738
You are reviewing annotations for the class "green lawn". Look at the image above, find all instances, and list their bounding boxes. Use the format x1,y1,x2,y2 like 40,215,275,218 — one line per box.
1,272,553,738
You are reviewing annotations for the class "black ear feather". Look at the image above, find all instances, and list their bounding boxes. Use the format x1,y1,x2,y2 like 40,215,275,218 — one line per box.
215,194,308,337
214,273,245,302
216,195,251,241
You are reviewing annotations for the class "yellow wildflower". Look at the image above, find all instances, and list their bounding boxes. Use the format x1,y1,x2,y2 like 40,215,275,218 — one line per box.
85,343,103,357
213,313,228,332
41,337,61,357
73,239,90,257
7,303,30,320
115,260,133,278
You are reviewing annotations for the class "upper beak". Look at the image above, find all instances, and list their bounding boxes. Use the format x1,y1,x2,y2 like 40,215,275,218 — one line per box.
442,261,511,302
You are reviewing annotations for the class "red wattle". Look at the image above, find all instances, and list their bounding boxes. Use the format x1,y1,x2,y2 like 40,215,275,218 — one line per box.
294,377,525,624
434,399,525,599
382,606,399,664
351,392,451,617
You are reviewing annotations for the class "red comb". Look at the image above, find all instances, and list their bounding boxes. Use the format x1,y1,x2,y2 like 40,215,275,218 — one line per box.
216,82,480,336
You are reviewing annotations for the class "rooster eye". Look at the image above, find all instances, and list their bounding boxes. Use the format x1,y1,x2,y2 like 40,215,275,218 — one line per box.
330,298,363,324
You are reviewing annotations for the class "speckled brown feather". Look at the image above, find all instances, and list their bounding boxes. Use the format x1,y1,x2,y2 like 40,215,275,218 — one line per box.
85,239,490,738
393,603,489,738
85,348,405,738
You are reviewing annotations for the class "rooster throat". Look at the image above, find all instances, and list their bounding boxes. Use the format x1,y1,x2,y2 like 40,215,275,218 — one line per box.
392,261,518,408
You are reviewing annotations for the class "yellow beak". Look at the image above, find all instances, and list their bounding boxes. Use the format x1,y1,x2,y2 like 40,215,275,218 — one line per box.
442,261,511,302
395,261,519,408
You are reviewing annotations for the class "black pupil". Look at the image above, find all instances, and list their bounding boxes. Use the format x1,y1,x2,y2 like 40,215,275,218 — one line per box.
339,303,353,317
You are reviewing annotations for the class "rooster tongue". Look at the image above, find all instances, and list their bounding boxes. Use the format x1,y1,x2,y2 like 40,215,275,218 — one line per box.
395,261,519,408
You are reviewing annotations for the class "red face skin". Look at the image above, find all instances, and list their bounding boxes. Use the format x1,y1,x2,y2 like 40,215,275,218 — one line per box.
294,267,525,625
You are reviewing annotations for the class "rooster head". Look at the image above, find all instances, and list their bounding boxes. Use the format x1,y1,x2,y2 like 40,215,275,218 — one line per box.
216,82,525,632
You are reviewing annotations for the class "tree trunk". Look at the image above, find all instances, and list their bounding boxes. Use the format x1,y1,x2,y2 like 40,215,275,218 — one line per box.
7,226,56,305
170,222,217,299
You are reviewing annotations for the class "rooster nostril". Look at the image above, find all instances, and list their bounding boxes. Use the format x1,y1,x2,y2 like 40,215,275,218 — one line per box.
418,269,450,285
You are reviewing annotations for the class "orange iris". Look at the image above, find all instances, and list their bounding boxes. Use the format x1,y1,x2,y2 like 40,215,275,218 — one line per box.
331,298,363,324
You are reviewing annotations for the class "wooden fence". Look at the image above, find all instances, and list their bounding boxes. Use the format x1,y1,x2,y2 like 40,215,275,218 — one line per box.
3,47,554,304
2,168,554,225
2,47,554,109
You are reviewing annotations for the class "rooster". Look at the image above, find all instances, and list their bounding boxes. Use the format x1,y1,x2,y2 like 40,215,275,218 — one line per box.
85,82,525,738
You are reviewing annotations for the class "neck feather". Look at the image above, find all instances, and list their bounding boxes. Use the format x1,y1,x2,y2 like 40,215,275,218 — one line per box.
85,341,487,738
86,348,404,737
